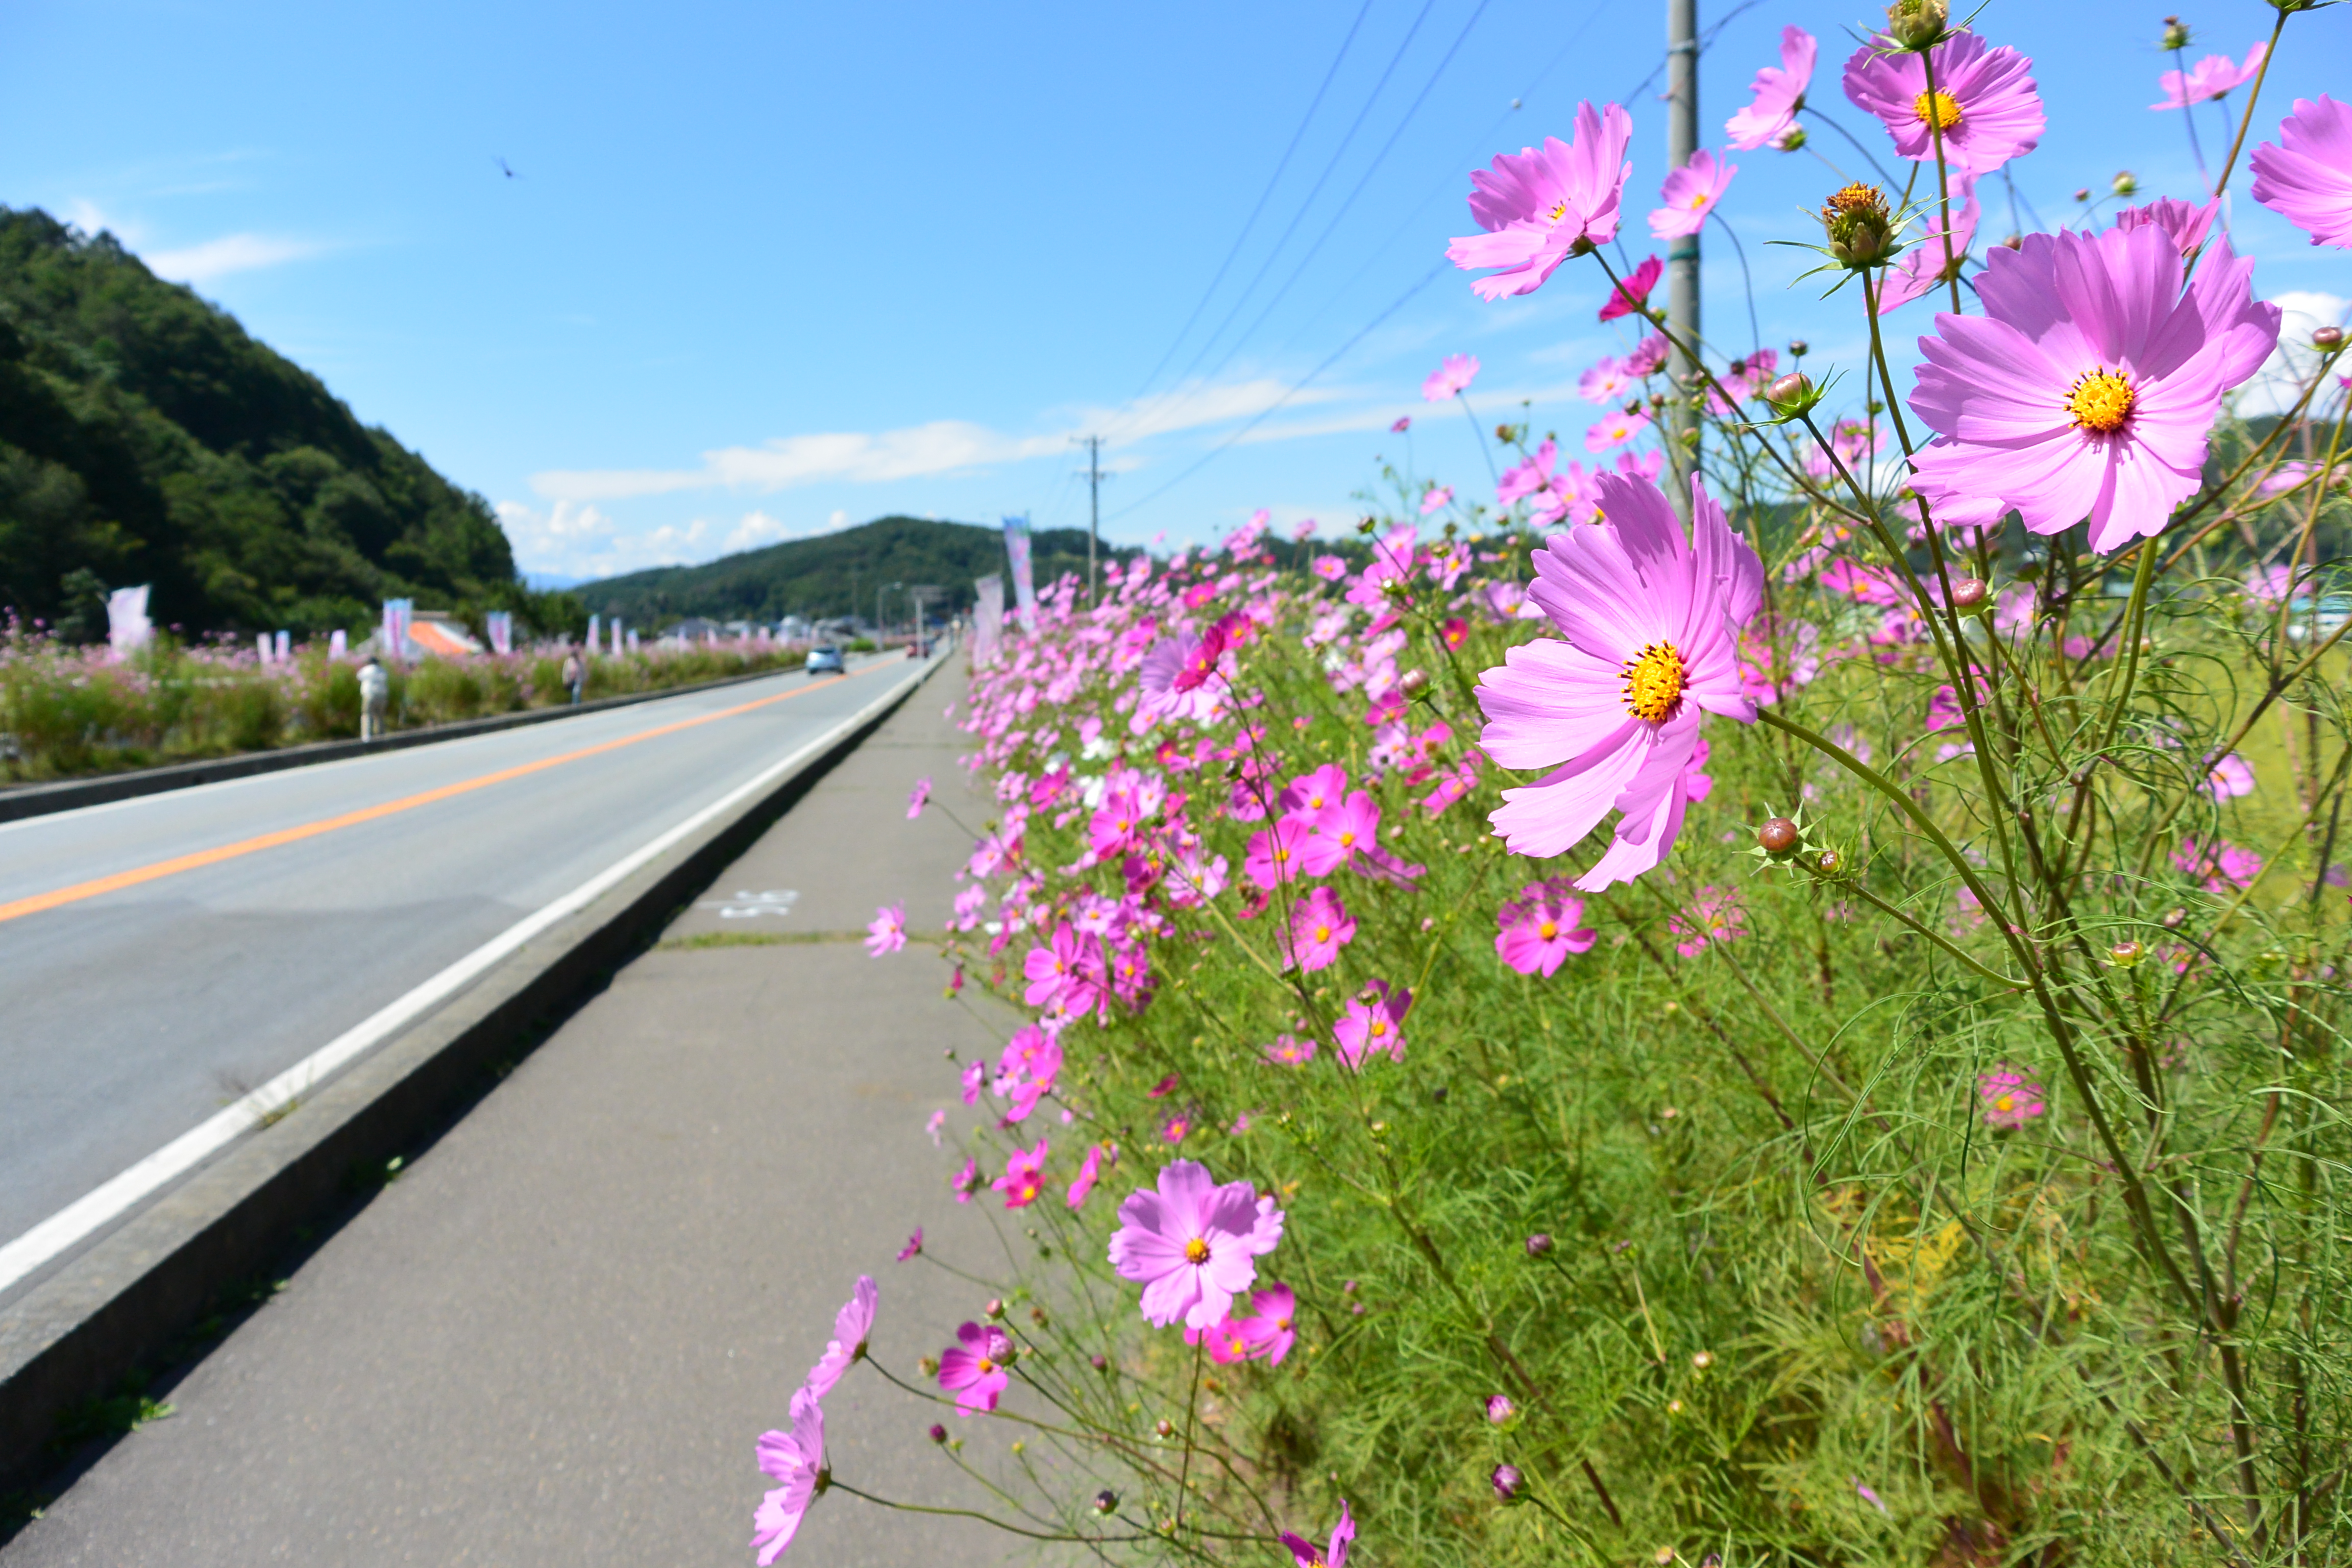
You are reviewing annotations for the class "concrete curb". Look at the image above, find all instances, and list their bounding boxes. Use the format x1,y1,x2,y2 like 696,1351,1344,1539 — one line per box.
0,663,822,825
0,656,946,1477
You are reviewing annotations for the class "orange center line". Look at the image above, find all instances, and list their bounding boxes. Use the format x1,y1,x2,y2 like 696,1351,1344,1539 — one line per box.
0,665,886,927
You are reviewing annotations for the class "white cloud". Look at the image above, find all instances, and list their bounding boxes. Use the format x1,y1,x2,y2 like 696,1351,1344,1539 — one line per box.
2239,289,2349,416
528,377,1346,503
498,499,870,578
144,233,325,285
62,198,142,244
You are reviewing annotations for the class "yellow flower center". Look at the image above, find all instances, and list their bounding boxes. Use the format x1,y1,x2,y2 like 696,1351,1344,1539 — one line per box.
2066,369,2136,433
976,1356,997,1374
1273,845,1290,862
1370,1019,1388,1038
1538,920,1559,940
1621,641,1688,723
1995,1094,2016,1112
1913,89,1962,130
1337,829,1356,847
1314,925,1333,943
1547,199,1569,224
1184,1237,1211,1264
1687,191,1710,209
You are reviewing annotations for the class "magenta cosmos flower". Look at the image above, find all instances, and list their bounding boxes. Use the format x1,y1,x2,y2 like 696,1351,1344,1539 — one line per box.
1107,1159,1285,1329
802,1275,877,1400
1475,470,1762,890
1447,100,1634,301
2153,41,2266,110
993,1137,1049,1208
1237,1283,1299,1364
905,776,931,819
1423,353,1480,401
1649,148,1737,239
1586,407,1650,452
1906,225,2281,553
2251,97,2352,249
937,1321,1016,1414
1287,886,1356,972
1842,31,2044,176
864,903,906,957
1878,176,1977,314
1494,880,1597,976
1726,26,1816,150
1281,1502,1355,1568
1599,254,1661,322
1977,1064,2046,1129
751,1386,824,1565
1334,978,1411,1068
1067,1141,1112,1209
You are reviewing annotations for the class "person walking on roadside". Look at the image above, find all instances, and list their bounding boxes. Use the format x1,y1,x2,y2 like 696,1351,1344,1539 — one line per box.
562,648,585,705
357,654,390,741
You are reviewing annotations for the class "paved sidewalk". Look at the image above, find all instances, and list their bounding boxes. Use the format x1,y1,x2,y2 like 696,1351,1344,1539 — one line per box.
4,663,1026,1566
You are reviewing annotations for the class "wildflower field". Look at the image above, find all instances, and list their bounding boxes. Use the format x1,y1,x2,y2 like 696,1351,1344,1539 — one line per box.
753,4,2351,1563
0,633,804,782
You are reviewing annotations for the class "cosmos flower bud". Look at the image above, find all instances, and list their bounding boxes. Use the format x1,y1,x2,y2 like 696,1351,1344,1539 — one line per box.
1770,122,1808,152
1786,338,1808,359
2073,188,2091,203
919,1356,941,1377
1486,1394,1515,1424
1758,817,1801,855
2315,326,2345,352
1815,848,1846,876
1154,1418,1175,1438
1692,1349,1716,1369
1883,0,1948,48
1090,1354,1109,1371
984,1297,1005,1319
1491,1463,1525,1502
1400,668,1429,695
1951,577,1989,611
1093,1490,1119,1515
1820,183,1897,266
2112,170,2139,198
929,1423,949,1444
2109,939,2146,967
1766,372,1822,419
1525,1232,1554,1256
2160,15,2191,50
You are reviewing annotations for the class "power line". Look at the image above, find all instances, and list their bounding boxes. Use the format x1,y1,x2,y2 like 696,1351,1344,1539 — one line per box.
1104,260,1451,524
1188,0,1494,396
1121,0,1377,409
1106,0,1442,441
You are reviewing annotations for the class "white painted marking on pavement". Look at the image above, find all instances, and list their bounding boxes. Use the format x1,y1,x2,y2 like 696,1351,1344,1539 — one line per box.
0,659,935,1295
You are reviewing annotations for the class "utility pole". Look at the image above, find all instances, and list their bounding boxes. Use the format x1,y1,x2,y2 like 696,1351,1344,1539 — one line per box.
1665,0,1701,519
1074,435,1110,604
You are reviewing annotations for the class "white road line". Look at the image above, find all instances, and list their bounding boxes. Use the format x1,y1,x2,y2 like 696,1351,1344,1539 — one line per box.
0,659,932,1295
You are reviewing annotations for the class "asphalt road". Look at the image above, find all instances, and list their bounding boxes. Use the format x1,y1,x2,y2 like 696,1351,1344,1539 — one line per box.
0,654,914,1294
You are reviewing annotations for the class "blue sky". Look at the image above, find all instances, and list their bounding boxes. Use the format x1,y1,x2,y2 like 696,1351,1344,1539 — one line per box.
4,0,2345,581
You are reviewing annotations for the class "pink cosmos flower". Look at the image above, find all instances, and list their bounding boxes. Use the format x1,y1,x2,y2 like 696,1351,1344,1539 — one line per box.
1649,148,1737,239
1107,1158,1286,1329
1334,979,1411,1068
1878,179,1978,314
905,776,932,819
897,1227,923,1262
2117,197,2220,257
1264,1033,1316,1066
1906,225,2280,553
2152,41,2266,109
1578,356,1631,404
937,1321,1015,1414
2174,835,2263,893
1978,1064,2047,1129
1236,1284,1298,1364
1671,885,1747,956
1302,789,1379,876
1494,880,1597,976
1068,1141,1111,1209
1726,26,1816,150
752,1387,824,1565
952,1157,981,1202
1448,100,1635,301
1391,415,1411,433
1287,886,1357,971
994,1137,1049,1208
925,1108,946,1144
803,1275,877,1400
864,902,907,957
1599,254,1661,322
1280,1502,1355,1568
1243,818,1311,891
1197,1314,1257,1365
2250,96,2352,249
1024,921,1106,1014
1624,331,1670,375
1476,471,1761,889
1586,408,1650,452
2204,752,2256,799
1842,31,2045,176
1497,438,1575,522
1279,763,1348,823
1420,485,1455,517
1423,353,1480,401
960,1060,985,1107
1311,554,1350,582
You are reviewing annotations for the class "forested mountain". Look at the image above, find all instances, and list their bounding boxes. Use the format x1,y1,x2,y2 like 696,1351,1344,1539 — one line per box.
574,516,1140,625
0,206,550,638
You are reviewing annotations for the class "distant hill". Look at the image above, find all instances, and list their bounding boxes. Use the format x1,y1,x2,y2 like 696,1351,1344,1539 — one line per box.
573,516,1141,626
0,206,562,639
